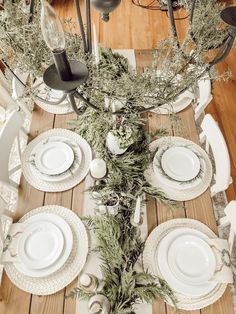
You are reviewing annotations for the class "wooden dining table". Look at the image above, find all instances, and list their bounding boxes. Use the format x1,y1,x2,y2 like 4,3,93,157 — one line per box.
0,50,234,314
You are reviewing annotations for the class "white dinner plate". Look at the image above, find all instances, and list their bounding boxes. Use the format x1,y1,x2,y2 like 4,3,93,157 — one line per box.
168,235,216,285
161,146,201,181
34,141,74,175
157,227,217,297
18,221,64,270
14,213,73,278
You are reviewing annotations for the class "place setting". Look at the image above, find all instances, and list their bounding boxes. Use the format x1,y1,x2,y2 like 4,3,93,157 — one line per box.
144,136,213,201
143,218,233,310
21,128,92,192
2,205,88,295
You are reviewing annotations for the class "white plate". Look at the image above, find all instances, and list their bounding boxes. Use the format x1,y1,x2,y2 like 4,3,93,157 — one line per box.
30,136,82,183
161,146,201,181
18,221,64,270
34,141,74,175
14,213,73,278
157,227,217,297
153,146,205,190
168,235,216,285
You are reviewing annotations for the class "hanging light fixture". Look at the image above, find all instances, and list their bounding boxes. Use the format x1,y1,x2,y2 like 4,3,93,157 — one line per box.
6,0,236,116
91,0,121,22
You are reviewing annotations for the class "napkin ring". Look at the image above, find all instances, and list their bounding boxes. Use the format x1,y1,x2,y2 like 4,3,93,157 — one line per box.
210,244,233,273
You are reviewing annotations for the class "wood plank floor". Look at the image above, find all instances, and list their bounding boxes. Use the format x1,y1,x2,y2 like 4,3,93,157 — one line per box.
54,0,236,201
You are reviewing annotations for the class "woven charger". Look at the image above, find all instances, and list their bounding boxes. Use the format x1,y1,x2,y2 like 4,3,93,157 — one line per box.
144,136,213,201
143,218,226,310
22,128,92,192
5,205,88,295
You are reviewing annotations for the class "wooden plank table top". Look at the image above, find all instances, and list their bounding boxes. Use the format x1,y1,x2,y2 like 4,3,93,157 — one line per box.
0,50,234,314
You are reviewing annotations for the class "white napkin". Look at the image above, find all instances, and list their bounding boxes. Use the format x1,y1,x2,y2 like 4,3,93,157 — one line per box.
1,223,25,263
207,238,234,283
0,215,13,284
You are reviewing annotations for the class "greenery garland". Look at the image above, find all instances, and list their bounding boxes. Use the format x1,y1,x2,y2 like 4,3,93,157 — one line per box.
0,0,233,313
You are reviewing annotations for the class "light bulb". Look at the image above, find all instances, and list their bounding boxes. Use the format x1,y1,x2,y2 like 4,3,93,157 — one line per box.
41,0,65,52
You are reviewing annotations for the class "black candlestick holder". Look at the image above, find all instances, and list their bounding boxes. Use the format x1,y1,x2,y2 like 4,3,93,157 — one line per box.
43,49,100,114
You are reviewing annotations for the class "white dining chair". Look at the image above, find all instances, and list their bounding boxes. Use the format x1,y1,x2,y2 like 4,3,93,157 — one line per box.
0,109,24,210
194,77,213,120
219,201,236,257
199,114,232,197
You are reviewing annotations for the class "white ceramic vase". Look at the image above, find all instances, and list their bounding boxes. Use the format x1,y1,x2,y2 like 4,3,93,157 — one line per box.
106,132,128,155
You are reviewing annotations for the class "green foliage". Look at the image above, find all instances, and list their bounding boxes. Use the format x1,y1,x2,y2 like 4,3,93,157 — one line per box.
78,215,177,313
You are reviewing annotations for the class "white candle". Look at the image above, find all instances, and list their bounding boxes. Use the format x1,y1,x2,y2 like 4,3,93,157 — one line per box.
79,274,92,287
133,196,141,224
93,24,100,65
90,158,107,179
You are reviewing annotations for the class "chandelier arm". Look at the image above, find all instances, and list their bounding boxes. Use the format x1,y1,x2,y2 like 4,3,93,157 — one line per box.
166,0,179,42
28,0,35,23
190,0,197,24
166,0,188,60
74,90,100,110
74,0,88,53
86,0,92,54
34,93,67,105
68,92,87,115
209,35,236,66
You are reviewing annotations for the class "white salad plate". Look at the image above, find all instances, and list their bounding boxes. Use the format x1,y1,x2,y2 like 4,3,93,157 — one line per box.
14,213,73,278
157,227,217,297
168,234,216,285
34,141,74,175
30,136,82,183
161,146,201,181
18,221,64,270
153,146,205,190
